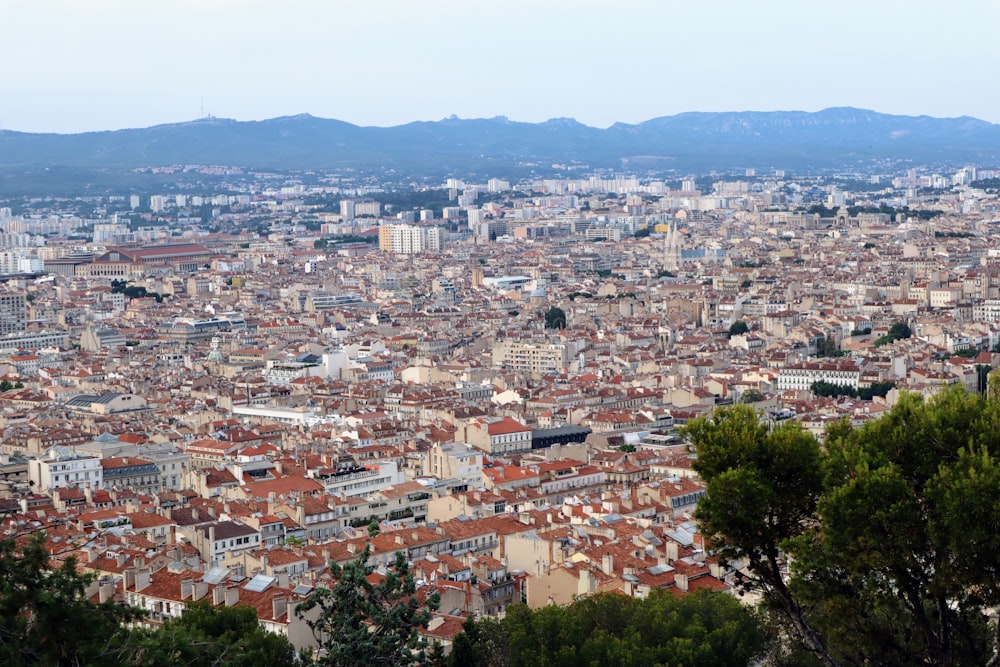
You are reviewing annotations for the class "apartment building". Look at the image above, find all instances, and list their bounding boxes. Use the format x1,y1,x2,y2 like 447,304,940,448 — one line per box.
492,340,569,374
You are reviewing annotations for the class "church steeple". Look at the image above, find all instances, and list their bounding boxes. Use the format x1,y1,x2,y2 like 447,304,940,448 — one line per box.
664,219,681,272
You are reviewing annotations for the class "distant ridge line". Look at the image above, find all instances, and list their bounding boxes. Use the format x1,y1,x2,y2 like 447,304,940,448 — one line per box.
1,107,998,174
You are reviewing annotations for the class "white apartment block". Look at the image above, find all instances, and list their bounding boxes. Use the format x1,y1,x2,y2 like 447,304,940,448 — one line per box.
973,300,1000,322
777,360,862,392
318,461,404,498
378,224,441,254
29,447,103,492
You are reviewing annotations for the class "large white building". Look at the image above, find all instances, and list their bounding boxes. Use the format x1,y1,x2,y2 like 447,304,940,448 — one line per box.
378,224,441,254
777,360,862,392
29,446,103,492
316,461,404,498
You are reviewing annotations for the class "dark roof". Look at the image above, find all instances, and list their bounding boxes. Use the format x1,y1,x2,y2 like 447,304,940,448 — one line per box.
198,520,259,540
531,425,593,438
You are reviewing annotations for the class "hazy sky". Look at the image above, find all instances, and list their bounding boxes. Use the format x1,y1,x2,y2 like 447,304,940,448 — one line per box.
2,1,998,133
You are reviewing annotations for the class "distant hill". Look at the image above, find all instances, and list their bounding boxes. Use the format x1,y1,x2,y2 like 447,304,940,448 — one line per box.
2,108,1000,176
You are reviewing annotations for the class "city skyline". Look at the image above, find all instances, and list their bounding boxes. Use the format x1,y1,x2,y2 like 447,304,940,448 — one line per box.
3,0,1000,133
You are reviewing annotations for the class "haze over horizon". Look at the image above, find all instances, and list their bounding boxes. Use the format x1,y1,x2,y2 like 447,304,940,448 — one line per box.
3,1,999,134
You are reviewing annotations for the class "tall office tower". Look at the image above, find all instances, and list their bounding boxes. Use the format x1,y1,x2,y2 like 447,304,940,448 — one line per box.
129,196,140,210
0,293,27,335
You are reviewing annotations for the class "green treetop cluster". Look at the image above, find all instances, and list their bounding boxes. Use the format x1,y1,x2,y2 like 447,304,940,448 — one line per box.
686,383,1000,666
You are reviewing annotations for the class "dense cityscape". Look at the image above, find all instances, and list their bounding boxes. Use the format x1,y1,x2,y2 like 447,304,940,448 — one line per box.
1,155,1000,663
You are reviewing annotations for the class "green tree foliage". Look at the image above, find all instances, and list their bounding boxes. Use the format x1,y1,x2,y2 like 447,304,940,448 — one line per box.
543,306,566,330
873,321,912,347
296,544,440,667
448,616,509,667
815,335,844,357
452,590,766,667
127,600,303,667
810,380,894,400
685,405,832,665
688,386,1000,666
740,389,764,403
0,533,137,666
110,279,164,303
727,320,749,338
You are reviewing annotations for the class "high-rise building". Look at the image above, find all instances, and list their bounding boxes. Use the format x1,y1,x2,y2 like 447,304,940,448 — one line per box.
340,200,356,219
378,224,441,254
0,293,27,335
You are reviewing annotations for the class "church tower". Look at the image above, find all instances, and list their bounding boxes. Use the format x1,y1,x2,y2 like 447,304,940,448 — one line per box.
664,219,681,272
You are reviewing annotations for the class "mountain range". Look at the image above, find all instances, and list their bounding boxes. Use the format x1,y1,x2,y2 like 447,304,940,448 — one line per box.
2,107,1000,176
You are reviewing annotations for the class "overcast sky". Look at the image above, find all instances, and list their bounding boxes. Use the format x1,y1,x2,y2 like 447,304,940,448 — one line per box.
2,1,998,133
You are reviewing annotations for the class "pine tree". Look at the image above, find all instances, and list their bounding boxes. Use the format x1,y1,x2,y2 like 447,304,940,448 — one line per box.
296,544,441,666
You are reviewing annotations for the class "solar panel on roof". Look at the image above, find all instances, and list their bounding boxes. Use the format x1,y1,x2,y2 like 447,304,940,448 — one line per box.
244,574,277,592
202,566,230,585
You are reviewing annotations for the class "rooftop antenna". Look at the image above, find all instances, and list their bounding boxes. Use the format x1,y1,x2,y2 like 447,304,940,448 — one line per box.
200,97,204,119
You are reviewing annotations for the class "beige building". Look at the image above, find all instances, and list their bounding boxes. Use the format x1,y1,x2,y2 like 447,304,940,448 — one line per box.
424,441,483,489
492,341,569,374
466,417,532,456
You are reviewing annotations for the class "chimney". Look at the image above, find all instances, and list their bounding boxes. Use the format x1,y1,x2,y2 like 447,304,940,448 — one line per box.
124,569,136,590
395,535,404,545
601,553,614,576
674,572,688,591
212,585,227,606
116,552,127,568
272,596,288,619
192,581,208,601
276,571,289,588
225,586,239,606
135,569,151,593
180,579,194,600
88,548,99,564
665,540,679,563
99,581,116,604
